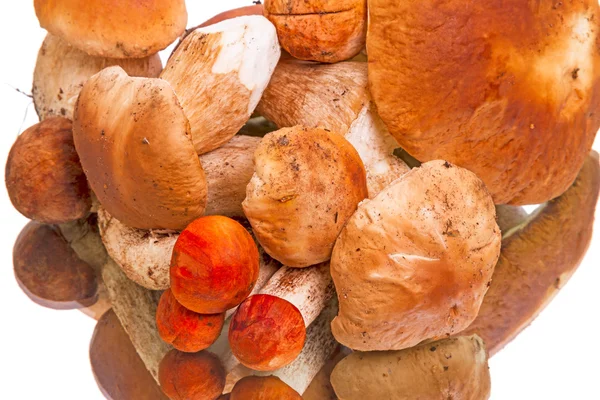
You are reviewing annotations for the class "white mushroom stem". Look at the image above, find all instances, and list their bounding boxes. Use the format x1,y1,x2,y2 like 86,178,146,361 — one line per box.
256,59,409,198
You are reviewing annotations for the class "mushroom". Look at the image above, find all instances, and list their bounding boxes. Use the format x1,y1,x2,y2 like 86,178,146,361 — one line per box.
462,152,600,355
6,117,91,224
34,0,187,58
160,16,281,154
331,160,501,351
302,346,351,400
13,221,98,310
33,34,162,121
330,335,491,400
193,5,265,30
263,0,367,63
256,59,409,198
230,376,301,399
367,0,600,205
73,66,207,230
90,310,168,400
243,126,368,267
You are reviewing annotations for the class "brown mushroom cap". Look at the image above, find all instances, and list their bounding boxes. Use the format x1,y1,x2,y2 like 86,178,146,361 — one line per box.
73,66,207,230
462,152,600,355
331,160,501,351
33,34,162,121
368,0,600,205
230,376,302,400
90,310,168,400
331,335,491,400
5,117,91,224
34,0,187,58
13,221,98,310
243,126,368,267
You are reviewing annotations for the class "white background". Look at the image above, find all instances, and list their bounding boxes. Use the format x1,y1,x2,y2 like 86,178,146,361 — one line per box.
0,1,598,399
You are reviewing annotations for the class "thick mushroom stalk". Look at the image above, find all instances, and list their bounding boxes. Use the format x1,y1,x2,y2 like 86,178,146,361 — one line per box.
462,152,600,355
161,16,280,154
256,59,408,198
33,34,162,121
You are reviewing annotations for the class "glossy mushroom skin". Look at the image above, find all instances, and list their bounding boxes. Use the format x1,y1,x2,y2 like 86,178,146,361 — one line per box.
331,161,501,351
368,0,600,205
230,376,302,400
331,336,491,400
6,117,91,224
73,66,207,230
243,127,368,267
13,221,98,310
264,0,367,63
33,34,162,121
34,0,187,58
463,152,600,355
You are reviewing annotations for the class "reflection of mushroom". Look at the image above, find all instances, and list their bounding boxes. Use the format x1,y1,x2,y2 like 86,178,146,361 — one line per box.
257,60,408,198
331,160,501,351
6,117,91,224
230,376,301,399
263,0,367,63
243,126,368,267
34,0,187,58
160,16,280,154
90,310,167,400
463,152,600,355
331,335,491,400
33,34,162,120
367,0,600,204
73,66,207,230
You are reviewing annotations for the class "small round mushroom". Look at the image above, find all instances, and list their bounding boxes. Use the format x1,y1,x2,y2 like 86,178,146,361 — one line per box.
33,34,162,120
331,160,501,351
34,0,187,58
6,117,91,224
73,66,207,230
330,335,491,400
264,0,367,63
229,294,306,371
230,376,301,400
13,221,98,310
243,126,368,267
158,350,225,400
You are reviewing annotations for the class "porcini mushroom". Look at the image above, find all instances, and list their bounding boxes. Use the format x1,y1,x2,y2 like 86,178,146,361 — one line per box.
160,16,280,154
367,0,600,204
462,152,600,355
331,160,501,351
34,0,187,58
243,126,368,267
6,117,91,224
256,60,409,198
230,376,301,400
33,34,162,121
330,335,491,400
73,66,207,230
263,0,367,63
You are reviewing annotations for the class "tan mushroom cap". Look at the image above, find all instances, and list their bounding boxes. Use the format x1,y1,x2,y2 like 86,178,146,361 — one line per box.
368,0,600,205
243,126,368,267
331,335,491,400
463,152,600,356
33,34,162,121
34,0,187,58
73,66,207,230
331,160,501,351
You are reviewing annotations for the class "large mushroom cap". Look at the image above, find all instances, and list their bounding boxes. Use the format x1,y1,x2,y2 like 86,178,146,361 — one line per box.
331,335,491,400
34,0,187,58
368,0,600,205
73,66,207,230
331,160,501,351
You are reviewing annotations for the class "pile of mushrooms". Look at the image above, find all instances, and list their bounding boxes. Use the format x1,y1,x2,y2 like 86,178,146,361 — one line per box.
6,1,600,399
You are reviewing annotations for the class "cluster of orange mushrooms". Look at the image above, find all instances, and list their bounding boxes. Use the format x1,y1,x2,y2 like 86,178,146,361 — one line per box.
6,1,600,399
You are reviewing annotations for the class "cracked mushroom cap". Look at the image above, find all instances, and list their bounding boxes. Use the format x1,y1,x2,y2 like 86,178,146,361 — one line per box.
368,0,600,205
331,335,491,400
331,160,501,351
73,66,207,230
34,0,187,58
243,126,368,267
